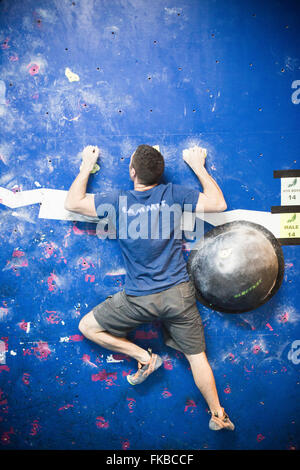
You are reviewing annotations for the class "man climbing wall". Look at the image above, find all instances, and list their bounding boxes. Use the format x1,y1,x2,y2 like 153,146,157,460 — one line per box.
64,144,234,431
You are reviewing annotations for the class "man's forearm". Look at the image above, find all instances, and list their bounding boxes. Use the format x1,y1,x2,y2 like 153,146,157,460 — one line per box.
64,167,91,209
183,146,226,210
194,166,227,208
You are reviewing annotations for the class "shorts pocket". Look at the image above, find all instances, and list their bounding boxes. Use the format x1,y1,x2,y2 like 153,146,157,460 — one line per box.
178,282,196,311
112,290,126,308
179,281,195,298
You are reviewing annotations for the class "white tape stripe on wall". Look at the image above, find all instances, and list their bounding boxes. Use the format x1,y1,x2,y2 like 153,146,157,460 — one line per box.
0,186,281,237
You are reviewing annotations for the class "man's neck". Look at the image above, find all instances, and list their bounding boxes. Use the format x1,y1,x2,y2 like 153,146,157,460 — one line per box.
134,182,158,191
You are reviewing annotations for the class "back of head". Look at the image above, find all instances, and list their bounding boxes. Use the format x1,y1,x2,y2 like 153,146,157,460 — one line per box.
131,145,165,185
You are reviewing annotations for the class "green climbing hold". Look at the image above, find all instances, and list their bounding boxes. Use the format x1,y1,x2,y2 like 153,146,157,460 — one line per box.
90,163,100,174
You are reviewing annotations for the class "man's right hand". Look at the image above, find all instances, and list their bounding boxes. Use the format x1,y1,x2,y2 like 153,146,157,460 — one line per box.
81,145,100,173
183,145,227,213
183,145,207,173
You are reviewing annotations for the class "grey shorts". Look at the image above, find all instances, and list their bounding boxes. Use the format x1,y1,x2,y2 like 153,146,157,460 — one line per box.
92,280,206,355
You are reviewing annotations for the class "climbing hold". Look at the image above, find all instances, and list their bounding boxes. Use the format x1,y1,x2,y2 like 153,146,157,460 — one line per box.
80,161,100,174
90,163,100,174
65,67,80,82
187,221,284,313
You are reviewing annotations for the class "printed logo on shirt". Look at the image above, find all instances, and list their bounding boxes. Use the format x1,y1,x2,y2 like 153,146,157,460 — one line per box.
95,195,204,242
122,200,167,216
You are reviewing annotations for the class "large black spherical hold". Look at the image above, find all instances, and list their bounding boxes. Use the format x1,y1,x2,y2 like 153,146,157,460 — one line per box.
187,221,284,314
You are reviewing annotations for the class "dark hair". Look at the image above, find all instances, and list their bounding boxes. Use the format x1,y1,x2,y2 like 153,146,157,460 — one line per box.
131,145,164,185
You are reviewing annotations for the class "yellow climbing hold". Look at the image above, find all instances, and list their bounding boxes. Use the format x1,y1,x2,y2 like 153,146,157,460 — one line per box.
90,163,100,174
80,162,100,174
65,67,80,82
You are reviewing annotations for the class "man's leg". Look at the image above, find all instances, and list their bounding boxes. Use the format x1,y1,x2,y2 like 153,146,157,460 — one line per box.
79,311,151,364
185,350,234,430
185,351,223,417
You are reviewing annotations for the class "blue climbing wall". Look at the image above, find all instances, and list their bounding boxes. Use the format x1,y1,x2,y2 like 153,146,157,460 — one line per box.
0,0,299,451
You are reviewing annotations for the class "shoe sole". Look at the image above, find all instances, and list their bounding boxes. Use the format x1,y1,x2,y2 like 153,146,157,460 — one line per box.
209,420,235,431
127,375,137,386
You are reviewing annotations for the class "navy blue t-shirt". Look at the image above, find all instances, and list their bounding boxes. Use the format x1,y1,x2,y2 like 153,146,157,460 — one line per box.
94,182,199,296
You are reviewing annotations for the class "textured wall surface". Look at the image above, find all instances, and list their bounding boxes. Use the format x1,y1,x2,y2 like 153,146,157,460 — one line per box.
0,0,299,450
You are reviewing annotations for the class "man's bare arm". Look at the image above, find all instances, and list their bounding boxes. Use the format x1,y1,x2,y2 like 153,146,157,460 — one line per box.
183,146,227,213
64,145,99,217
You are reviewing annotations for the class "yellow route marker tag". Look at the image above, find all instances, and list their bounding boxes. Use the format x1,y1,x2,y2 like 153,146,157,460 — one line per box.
280,213,300,238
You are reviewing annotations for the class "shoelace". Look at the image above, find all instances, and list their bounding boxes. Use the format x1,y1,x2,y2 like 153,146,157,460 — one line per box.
209,408,229,422
131,349,154,380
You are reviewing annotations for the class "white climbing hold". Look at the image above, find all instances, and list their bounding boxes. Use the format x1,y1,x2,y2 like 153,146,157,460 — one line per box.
65,67,80,82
